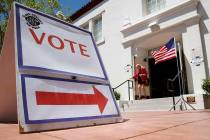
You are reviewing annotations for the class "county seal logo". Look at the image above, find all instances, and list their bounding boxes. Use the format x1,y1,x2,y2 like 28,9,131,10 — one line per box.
23,13,42,29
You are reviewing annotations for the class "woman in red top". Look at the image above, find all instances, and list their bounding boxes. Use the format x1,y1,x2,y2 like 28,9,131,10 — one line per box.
133,64,148,99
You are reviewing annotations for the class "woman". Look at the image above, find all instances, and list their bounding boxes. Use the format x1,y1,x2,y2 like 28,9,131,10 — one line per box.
132,64,148,99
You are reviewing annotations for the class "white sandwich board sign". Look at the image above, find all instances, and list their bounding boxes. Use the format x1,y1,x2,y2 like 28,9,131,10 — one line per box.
0,3,121,133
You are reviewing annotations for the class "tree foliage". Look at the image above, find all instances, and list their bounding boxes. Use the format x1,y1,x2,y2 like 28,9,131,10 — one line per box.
0,0,69,52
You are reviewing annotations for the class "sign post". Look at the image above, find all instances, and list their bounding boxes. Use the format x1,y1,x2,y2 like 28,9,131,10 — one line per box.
0,3,121,133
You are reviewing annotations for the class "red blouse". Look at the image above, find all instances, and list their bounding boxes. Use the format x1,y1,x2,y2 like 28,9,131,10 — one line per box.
133,67,147,81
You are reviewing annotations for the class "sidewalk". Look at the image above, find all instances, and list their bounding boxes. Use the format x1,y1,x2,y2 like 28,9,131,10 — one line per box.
1,110,210,140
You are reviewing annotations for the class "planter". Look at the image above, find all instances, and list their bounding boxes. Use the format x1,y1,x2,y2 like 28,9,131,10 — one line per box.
202,78,210,109
203,94,210,109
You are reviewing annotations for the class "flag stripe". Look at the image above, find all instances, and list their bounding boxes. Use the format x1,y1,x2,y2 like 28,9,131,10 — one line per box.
151,38,176,64
155,55,176,64
155,53,176,61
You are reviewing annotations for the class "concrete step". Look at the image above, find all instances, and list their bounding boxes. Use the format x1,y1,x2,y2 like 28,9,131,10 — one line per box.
118,96,183,112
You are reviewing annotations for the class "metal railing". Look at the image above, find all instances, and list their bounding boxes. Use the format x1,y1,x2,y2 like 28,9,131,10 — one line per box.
112,79,133,100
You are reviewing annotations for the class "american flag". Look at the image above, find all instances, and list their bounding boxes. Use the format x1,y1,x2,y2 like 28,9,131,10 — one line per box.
151,38,177,64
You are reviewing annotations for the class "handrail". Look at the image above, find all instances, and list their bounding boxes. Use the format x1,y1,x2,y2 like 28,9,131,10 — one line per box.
112,79,133,90
167,70,182,111
112,79,133,100
168,70,182,82
167,70,182,92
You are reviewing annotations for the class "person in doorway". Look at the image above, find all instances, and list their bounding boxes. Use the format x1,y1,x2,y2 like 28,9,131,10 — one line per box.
132,64,149,99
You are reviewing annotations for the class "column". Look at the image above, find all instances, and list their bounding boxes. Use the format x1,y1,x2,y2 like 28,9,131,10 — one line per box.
182,24,206,94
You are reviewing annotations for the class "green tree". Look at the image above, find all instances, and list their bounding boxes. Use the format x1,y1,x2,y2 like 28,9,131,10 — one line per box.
0,0,69,52
0,0,12,50
202,78,210,94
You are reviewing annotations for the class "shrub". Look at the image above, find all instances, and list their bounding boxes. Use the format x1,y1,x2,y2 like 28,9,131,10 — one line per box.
113,91,121,100
202,78,210,94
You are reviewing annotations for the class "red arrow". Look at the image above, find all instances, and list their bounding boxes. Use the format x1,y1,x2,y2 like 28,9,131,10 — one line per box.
35,86,108,113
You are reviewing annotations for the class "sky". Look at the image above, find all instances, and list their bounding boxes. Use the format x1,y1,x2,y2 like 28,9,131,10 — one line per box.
59,0,91,16
0,0,90,23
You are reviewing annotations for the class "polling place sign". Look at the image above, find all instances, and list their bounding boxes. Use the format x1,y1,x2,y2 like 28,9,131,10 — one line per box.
17,3,107,80
0,3,121,133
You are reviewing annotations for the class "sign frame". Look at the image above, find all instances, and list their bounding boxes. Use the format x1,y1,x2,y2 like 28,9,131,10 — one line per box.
15,3,108,81
20,74,120,124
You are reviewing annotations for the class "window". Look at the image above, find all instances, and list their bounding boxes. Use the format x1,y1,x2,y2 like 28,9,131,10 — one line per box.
146,0,165,14
93,16,102,42
79,14,104,45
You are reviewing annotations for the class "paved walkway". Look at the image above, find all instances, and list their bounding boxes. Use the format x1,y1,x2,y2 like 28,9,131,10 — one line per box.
1,110,210,140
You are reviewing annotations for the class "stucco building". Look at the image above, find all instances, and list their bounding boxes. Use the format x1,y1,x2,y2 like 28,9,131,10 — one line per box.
70,0,210,109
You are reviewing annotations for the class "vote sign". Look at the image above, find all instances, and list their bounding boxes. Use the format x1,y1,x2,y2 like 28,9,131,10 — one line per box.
16,4,107,80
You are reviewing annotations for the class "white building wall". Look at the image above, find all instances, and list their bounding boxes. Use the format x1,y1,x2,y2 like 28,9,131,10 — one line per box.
73,0,142,100
165,0,182,7
73,0,210,101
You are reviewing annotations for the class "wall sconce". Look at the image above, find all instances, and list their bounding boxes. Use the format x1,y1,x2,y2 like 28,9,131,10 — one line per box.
124,64,132,72
190,48,204,66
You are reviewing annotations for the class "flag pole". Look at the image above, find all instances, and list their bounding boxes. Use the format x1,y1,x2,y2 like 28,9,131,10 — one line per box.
169,37,183,111
177,42,186,96
169,38,196,111
174,38,183,107
176,40,188,109
177,42,187,109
